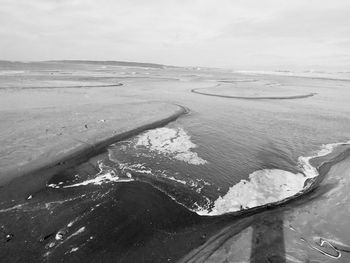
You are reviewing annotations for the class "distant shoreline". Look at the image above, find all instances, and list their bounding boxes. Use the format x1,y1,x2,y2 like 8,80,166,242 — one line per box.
0,83,123,90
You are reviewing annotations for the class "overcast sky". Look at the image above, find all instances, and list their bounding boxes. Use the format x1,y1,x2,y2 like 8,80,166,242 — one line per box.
1,0,350,70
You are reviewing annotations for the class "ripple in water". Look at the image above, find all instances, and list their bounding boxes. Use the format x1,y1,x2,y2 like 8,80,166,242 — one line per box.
47,127,350,216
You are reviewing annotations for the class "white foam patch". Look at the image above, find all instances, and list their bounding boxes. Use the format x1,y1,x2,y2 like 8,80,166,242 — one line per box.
48,161,133,189
204,140,350,216
63,172,132,188
208,169,306,215
135,127,207,165
71,227,86,237
166,176,187,185
298,140,350,178
69,247,79,253
0,204,23,213
119,163,153,175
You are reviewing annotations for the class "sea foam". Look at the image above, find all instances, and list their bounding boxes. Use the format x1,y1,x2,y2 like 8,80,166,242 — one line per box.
47,124,349,218
135,127,207,165
47,161,133,189
201,140,350,216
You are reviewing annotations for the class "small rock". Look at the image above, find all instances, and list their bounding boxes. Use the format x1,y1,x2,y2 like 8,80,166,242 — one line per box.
5,233,14,242
84,124,88,129
27,195,33,200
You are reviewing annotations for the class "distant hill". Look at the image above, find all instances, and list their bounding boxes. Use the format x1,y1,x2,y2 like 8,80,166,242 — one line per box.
48,60,167,69
0,60,173,69
0,60,53,70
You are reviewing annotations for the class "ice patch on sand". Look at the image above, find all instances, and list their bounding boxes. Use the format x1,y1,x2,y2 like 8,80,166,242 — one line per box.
135,127,207,165
204,140,350,216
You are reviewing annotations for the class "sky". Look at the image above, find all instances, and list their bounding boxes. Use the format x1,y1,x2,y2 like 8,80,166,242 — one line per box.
1,0,350,70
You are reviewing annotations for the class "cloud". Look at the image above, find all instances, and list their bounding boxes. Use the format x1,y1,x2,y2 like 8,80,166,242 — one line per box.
0,0,349,69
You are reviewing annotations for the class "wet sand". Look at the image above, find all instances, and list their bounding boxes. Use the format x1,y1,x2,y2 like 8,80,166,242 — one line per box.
0,85,186,193
1,128,348,262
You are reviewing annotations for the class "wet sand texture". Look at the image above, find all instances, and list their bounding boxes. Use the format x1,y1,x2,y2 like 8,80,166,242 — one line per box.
0,102,185,188
0,180,217,263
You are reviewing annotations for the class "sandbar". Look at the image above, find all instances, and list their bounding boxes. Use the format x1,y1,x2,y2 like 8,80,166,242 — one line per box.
0,88,186,189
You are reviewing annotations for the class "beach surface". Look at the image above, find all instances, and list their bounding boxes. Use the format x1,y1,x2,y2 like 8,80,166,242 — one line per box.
0,84,185,188
1,61,350,262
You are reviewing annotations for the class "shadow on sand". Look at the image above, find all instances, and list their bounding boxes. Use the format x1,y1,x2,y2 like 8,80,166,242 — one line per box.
250,213,286,263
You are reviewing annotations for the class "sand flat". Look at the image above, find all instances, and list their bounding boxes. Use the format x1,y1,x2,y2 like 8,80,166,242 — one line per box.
0,88,185,186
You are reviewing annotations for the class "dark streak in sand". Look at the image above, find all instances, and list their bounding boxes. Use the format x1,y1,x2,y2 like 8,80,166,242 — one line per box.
191,88,317,100
0,83,123,90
